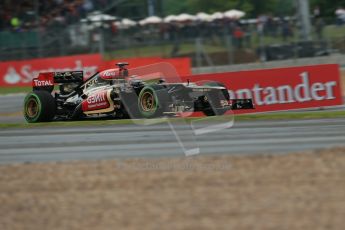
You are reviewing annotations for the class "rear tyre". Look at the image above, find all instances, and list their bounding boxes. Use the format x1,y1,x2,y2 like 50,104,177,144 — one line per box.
23,91,56,123
138,85,169,118
33,85,54,93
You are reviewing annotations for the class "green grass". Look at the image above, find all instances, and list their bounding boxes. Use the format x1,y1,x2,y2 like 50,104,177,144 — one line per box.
0,119,136,129
1,110,345,129
0,87,31,95
105,42,226,59
236,110,345,120
0,86,63,95
323,25,345,39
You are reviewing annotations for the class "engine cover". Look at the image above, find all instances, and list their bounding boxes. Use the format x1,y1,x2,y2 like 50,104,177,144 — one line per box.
81,90,114,114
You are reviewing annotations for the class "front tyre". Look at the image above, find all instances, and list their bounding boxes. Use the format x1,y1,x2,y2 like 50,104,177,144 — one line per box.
202,81,230,100
201,82,230,116
202,107,228,116
138,85,169,118
23,91,56,123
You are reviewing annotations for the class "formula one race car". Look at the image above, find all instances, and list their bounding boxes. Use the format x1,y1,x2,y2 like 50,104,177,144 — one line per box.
23,63,254,123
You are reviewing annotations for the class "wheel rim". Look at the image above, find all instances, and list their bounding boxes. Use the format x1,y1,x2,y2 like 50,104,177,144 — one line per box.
26,97,39,118
140,91,155,112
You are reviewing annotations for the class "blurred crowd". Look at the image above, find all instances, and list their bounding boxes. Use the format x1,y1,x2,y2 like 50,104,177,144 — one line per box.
127,15,296,50
1,0,345,61
1,0,344,37
0,0,109,31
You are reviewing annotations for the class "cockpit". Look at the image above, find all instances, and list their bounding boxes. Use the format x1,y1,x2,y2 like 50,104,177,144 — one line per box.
83,63,130,90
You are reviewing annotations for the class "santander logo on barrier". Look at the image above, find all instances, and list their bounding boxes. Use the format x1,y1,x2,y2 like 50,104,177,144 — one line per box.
229,72,337,105
186,64,343,113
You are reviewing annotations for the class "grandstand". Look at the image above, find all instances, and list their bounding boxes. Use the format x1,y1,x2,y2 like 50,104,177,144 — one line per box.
0,0,345,66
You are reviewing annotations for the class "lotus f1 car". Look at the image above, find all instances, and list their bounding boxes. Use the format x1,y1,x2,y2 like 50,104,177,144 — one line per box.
23,63,254,123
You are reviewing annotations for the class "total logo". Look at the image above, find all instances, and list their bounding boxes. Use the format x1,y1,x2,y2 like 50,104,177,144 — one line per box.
33,79,54,86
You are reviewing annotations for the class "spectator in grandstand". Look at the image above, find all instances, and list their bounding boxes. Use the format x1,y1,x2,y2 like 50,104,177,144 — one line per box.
313,6,321,18
312,6,325,40
257,14,268,36
10,16,22,31
242,23,253,48
281,19,293,41
266,15,278,36
233,25,244,48
315,17,325,40
335,6,345,26
83,0,94,12
0,8,7,30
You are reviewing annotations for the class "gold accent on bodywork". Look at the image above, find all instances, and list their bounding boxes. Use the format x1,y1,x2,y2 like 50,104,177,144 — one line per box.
83,90,115,115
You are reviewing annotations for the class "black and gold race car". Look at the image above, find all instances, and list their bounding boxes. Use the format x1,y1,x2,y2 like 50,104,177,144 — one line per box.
23,63,254,123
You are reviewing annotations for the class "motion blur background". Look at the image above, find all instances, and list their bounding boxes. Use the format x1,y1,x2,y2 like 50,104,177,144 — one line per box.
1,3,345,229
1,0,345,68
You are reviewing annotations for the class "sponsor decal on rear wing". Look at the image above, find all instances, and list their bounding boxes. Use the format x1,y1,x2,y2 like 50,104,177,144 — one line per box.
32,71,84,87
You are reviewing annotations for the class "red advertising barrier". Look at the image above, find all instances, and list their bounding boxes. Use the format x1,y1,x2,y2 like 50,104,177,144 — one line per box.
0,54,191,87
0,54,102,86
183,64,343,113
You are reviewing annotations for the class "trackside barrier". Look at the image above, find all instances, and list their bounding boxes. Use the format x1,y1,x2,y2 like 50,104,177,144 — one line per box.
183,64,343,114
0,54,191,87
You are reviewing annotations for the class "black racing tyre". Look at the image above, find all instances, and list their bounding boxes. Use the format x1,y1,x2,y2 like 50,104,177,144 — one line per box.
138,85,169,118
202,81,229,116
119,91,141,119
33,85,54,93
202,81,230,100
202,107,228,116
23,91,56,123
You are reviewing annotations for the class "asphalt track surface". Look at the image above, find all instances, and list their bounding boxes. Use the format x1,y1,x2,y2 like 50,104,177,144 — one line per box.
1,118,345,164
1,94,345,164
0,94,25,123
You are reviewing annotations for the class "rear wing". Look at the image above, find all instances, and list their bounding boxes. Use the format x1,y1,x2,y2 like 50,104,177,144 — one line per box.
32,71,84,88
